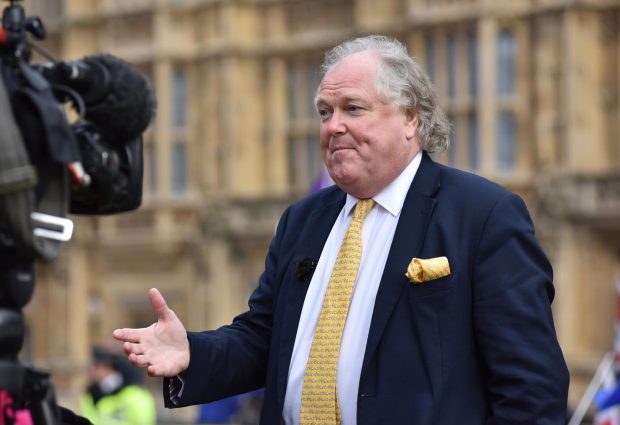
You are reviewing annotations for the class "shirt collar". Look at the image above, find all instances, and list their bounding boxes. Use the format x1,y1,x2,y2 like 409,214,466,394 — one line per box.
344,151,422,217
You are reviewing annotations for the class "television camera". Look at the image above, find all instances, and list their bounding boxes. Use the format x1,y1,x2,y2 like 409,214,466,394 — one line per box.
0,0,156,423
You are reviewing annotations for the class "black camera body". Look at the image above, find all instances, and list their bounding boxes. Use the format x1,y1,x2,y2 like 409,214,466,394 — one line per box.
0,0,155,423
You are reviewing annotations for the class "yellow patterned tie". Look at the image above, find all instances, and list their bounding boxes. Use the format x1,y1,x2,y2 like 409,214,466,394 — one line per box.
300,198,375,425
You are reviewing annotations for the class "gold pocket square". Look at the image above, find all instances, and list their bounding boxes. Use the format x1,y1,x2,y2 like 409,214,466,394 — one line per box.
406,257,451,284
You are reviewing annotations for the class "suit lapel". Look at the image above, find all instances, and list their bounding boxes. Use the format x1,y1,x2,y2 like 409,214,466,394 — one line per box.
361,152,441,374
276,189,346,402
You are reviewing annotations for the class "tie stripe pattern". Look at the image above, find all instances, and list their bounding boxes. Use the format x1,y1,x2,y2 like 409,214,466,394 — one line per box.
300,199,375,425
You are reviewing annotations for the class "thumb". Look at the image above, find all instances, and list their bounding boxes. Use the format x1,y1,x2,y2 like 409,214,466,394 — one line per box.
149,288,173,322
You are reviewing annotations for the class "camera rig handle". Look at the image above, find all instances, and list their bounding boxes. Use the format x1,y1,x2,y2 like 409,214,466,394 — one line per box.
0,0,46,61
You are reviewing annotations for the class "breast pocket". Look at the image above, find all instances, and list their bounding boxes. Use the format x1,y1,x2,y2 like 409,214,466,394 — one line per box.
407,272,457,298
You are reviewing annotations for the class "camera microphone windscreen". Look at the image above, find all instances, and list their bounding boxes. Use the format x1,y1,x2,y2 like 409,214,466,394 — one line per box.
43,54,156,144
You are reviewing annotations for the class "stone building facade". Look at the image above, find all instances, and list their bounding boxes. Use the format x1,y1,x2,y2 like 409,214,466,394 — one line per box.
14,0,620,417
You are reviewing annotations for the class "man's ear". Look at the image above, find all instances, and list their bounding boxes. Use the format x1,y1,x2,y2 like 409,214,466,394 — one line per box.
404,109,418,140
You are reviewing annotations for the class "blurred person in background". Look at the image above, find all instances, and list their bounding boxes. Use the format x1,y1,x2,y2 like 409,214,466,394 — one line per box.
197,396,238,424
197,390,263,425
80,346,156,425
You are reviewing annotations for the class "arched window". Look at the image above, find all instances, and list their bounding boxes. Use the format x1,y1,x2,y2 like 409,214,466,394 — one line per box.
171,66,189,194
144,139,158,194
468,111,479,170
496,28,517,171
497,111,516,171
468,30,478,99
496,28,515,96
432,28,478,171
447,33,457,99
467,31,479,170
172,68,188,128
448,112,457,166
286,58,323,193
172,142,188,194
425,35,436,83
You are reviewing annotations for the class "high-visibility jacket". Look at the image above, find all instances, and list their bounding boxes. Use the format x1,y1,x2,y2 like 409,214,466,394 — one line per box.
80,385,156,425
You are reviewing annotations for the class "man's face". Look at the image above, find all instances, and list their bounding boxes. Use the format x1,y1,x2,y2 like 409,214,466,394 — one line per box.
316,51,420,199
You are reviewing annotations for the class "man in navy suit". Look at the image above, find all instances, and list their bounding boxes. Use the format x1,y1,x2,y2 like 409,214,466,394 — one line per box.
114,35,569,424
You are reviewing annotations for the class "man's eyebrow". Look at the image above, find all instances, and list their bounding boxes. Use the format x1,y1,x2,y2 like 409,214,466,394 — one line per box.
315,95,365,106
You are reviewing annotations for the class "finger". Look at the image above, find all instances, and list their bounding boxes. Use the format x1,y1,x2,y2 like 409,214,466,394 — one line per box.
128,353,150,368
149,288,173,322
147,363,169,378
112,328,142,343
123,341,144,356
147,365,158,377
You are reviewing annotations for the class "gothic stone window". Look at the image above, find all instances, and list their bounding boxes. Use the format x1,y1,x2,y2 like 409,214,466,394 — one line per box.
171,65,189,195
496,27,517,173
286,57,323,194
424,27,479,172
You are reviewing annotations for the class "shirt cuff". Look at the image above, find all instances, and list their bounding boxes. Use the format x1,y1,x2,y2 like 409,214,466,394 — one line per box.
168,372,186,406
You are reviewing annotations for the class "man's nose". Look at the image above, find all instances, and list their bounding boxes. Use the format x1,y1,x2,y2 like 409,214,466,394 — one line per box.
325,110,346,135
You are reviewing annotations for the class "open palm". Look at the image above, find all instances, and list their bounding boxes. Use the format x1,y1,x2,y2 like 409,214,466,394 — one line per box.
113,288,190,377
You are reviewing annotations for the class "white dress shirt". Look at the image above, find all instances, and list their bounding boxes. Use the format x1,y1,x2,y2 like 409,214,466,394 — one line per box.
282,152,422,425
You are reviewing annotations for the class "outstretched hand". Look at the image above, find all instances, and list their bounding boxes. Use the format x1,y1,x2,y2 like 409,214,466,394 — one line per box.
113,288,190,377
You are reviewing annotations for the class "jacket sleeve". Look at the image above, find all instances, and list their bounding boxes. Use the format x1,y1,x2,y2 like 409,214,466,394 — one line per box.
163,206,293,407
472,193,569,424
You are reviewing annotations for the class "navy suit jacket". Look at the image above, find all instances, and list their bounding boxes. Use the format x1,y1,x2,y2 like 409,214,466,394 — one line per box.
164,153,569,424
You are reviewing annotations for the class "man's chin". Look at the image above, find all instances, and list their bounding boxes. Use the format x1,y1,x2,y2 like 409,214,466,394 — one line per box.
331,176,371,198
329,169,356,188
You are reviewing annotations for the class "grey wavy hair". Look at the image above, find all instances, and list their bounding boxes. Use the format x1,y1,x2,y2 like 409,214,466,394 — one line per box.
318,35,451,154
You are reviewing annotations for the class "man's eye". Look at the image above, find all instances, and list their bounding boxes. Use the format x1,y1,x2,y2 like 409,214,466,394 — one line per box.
347,105,362,113
318,109,331,118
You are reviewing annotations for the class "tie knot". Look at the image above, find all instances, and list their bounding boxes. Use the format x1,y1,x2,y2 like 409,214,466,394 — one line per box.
354,198,375,221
